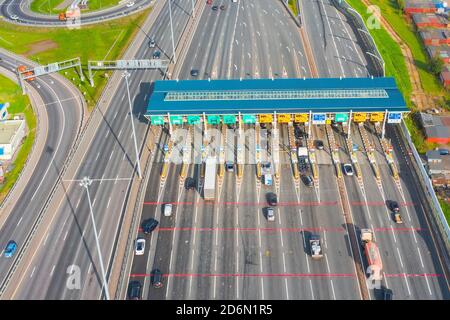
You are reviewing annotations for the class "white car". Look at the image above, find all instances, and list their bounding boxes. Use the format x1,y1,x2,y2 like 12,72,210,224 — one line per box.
126,1,135,7
343,163,354,176
10,15,18,20
135,238,145,255
267,207,275,222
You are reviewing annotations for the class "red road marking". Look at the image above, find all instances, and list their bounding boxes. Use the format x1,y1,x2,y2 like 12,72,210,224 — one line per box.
129,273,442,278
143,201,416,207
384,273,441,278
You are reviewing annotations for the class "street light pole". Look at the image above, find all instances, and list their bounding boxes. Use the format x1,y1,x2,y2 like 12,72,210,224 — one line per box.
168,0,176,63
79,177,110,300
122,71,142,179
191,0,195,17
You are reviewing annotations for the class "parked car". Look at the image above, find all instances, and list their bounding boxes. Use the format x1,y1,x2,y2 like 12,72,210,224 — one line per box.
439,148,449,155
315,140,324,150
151,269,163,288
128,281,142,300
135,238,145,255
3,240,17,258
266,207,275,221
143,218,159,234
343,163,354,176
266,192,278,206
152,51,161,59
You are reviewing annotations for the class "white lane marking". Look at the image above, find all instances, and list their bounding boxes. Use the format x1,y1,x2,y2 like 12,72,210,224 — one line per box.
50,265,55,276
396,247,404,268
63,231,68,241
16,216,23,227
43,233,49,246
424,274,433,296
284,278,290,300
30,267,36,278
106,197,111,209
109,150,115,161
416,247,425,268
282,252,287,272
309,280,315,300
95,151,100,161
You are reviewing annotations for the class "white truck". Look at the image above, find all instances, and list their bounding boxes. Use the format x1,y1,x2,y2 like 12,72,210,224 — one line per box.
309,235,323,259
203,157,217,201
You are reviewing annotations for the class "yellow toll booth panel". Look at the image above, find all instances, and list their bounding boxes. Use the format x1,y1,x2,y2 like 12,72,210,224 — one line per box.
370,112,384,122
278,113,291,123
259,114,273,123
353,112,367,122
294,113,309,123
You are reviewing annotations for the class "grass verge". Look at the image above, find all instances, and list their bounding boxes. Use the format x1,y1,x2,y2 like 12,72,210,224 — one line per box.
439,200,450,225
30,0,121,14
0,7,151,110
288,0,299,16
0,74,36,203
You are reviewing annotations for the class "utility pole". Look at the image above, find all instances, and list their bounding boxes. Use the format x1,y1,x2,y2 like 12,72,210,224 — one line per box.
191,0,195,17
168,0,176,63
79,177,110,300
122,71,142,179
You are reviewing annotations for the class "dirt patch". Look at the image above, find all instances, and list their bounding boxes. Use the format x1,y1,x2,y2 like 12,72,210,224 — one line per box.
24,40,59,57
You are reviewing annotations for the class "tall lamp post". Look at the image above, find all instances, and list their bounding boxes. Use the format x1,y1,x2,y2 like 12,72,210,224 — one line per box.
79,177,110,300
122,71,142,179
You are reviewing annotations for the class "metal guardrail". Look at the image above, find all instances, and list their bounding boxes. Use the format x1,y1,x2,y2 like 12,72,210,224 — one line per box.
399,121,450,248
332,0,385,77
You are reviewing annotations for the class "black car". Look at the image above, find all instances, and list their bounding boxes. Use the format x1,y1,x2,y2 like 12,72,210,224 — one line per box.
389,200,400,212
383,288,393,300
185,177,196,190
128,281,142,300
266,192,278,206
190,69,199,77
142,218,159,234
151,269,163,288
212,5,218,10
152,51,161,59
220,4,226,10
316,140,324,150
302,175,314,187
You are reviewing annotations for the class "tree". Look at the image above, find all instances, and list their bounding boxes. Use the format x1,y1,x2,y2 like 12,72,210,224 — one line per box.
396,0,405,11
429,55,444,76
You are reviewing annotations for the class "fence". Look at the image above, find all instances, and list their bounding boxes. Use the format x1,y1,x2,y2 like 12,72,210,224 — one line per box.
332,0,385,77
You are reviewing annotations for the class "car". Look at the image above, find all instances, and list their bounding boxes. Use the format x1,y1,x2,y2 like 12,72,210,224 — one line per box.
128,281,142,300
220,4,226,10
212,5,218,10
3,240,17,258
148,38,156,48
394,212,403,224
126,1,135,7
152,51,161,59
232,0,238,3
225,162,234,172
185,177,196,190
315,140,324,150
207,0,212,4
266,192,277,206
151,269,163,288
439,148,449,155
190,69,199,77
142,218,159,234
343,163,354,176
389,200,400,212
135,238,145,255
302,175,314,187
10,15,18,20
383,288,393,300
164,203,173,217
266,207,275,221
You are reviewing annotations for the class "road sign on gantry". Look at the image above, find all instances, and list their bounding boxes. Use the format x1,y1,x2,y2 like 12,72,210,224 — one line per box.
223,115,236,124
151,115,164,125
170,115,183,125
187,115,201,125
259,114,273,123
243,114,256,124
207,115,221,125
335,113,348,123
353,112,367,122
387,112,402,123
370,112,384,122
312,113,326,124
278,114,291,123
294,113,309,123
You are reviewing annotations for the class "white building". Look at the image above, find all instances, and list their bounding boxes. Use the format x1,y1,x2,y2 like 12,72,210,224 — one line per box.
0,119,26,160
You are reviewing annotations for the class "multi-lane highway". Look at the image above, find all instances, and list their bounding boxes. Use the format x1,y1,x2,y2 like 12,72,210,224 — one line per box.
0,49,85,295
0,0,154,26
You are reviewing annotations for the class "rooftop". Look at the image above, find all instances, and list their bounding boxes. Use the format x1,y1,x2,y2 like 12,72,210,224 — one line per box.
419,112,450,139
146,77,407,116
0,120,23,144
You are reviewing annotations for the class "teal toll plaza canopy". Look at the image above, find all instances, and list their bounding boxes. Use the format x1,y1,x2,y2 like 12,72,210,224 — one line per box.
145,77,408,118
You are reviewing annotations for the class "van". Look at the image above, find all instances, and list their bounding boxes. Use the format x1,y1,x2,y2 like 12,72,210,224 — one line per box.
264,174,272,186
164,204,173,217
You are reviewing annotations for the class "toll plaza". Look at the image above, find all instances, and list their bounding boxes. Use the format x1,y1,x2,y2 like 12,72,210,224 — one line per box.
145,77,407,192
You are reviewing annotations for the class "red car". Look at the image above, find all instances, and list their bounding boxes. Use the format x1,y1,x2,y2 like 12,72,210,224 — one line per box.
207,0,212,4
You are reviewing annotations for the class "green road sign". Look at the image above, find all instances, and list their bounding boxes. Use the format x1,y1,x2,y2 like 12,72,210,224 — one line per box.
243,114,256,124
223,115,236,124
335,113,349,122
170,115,183,125
151,116,164,125
187,115,201,125
207,115,221,125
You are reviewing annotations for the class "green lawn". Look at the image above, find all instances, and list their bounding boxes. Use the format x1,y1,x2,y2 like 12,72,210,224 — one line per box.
0,75,36,202
288,0,299,16
0,8,150,109
367,0,445,96
439,200,450,225
30,0,121,14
